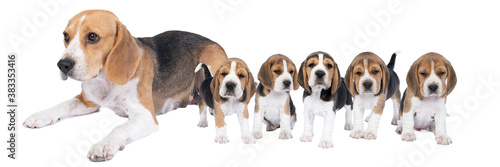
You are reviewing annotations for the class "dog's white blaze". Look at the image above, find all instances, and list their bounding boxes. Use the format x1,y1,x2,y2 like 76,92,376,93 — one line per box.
423,61,443,97
220,61,243,98
308,53,329,89
62,15,87,80
274,60,293,91
359,59,377,94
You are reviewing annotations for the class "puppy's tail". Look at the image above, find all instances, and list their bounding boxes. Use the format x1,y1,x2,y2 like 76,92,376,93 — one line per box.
387,50,400,70
195,63,212,79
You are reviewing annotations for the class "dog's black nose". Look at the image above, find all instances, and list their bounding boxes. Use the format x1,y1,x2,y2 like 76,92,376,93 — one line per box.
57,59,75,74
363,82,373,89
226,82,236,91
315,71,325,78
283,80,291,87
428,85,438,92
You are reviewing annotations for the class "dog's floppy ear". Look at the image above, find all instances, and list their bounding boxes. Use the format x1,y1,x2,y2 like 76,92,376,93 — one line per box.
331,63,342,94
407,60,421,97
445,59,457,95
211,68,222,102
258,60,273,90
380,63,390,94
297,60,311,93
344,62,356,95
105,21,140,85
292,61,300,90
246,68,257,103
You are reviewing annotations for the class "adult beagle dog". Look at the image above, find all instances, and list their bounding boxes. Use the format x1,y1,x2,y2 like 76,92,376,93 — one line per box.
396,52,457,145
23,10,228,161
196,58,257,144
345,52,400,140
251,54,299,140
298,51,353,148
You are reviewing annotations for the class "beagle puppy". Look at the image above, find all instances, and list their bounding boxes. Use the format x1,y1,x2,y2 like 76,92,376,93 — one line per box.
396,52,457,145
251,54,299,140
196,58,257,144
23,10,227,161
345,52,400,140
298,51,353,148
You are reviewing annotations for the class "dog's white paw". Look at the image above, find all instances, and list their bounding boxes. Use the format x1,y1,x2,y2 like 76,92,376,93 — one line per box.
344,123,353,131
197,118,208,128
279,130,293,140
436,134,452,145
300,133,313,142
252,131,263,139
401,132,416,142
363,130,377,140
23,110,62,128
241,135,256,144
87,140,123,162
214,134,229,144
350,129,364,139
318,139,334,149
391,118,398,125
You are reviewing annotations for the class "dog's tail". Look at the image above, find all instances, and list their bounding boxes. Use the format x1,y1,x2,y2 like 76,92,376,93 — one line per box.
195,63,212,79
387,50,400,70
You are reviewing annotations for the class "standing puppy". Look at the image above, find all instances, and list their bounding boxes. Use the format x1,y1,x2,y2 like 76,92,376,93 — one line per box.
396,52,456,145
252,54,299,140
345,52,400,140
197,58,257,144
298,51,353,148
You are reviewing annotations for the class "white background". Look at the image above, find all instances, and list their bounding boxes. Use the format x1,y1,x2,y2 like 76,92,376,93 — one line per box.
2,0,500,167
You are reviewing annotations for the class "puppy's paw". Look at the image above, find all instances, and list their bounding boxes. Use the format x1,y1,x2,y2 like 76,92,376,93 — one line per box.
214,134,229,144
197,119,208,128
401,132,416,142
241,135,256,144
279,130,293,140
344,123,353,131
300,133,313,142
23,111,61,128
318,139,334,149
252,131,263,139
436,134,452,145
350,129,364,139
363,130,377,140
88,140,123,162
391,118,398,126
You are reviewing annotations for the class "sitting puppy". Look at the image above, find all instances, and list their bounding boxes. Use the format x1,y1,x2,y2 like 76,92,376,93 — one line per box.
251,54,299,140
298,51,353,148
396,52,457,145
196,58,257,144
345,52,400,140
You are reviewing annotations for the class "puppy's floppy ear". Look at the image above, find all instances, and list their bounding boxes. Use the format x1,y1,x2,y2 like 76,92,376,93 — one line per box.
297,60,311,93
380,63,390,94
344,62,356,95
445,60,457,95
292,62,300,90
331,63,342,94
105,20,140,85
246,68,257,103
407,60,421,97
258,61,273,90
211,68,222,102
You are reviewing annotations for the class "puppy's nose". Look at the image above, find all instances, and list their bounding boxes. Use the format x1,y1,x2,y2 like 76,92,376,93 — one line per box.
226,82,236,91
315,71,325,78
57,59,75,74
363,82,373,89
283,80,291,87
428,85,438,92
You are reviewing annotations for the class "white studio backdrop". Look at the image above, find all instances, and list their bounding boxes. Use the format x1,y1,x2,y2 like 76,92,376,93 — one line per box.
1,0,499,167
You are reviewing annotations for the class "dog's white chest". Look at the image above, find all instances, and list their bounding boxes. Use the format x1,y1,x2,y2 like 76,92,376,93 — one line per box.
355,94,380,110
220,98,245,115
303,91,334,117
412,96,444,129
259,91,288,124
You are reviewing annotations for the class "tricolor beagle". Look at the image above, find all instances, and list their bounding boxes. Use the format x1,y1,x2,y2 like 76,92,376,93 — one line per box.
251,54,299,140
298,51,353,148
23,10,228,161
196,58,257,144
396,52,457,145
345,52,400,140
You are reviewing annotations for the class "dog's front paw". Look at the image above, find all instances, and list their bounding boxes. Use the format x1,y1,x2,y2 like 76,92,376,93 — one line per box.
344,123,353,131
241,135,256,144
252,131,263,139
300,133,313,142
197,118,208,128
363,130,377,140
402,132,416,142
23,110,62,128
279,130,293,140
318,139,334,149
436,134,452,145
350,129,364,139
214,134,229,144
88,140,123,162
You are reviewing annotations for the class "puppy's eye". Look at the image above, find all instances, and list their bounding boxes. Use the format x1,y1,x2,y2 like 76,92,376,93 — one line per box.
372,70,379,75
355,72,362,76
87,33,100,43
438,72,446,77
326,64,333,69
63,32,69,43
420,72,427,77
289,70,293,74
308,63,315,68
274,70,281,75
221,72,227,77
238,74,245,78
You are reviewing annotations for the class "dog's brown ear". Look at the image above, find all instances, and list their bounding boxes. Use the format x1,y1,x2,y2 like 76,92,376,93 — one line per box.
407,60,421,97
211,69,222,102
344,62,356,96
331,63,342,94
297,60,311,93
292,61,300,90
246,68,257,103
445,59,457,95
380,63,390,94
105,21,140,85
258,60,273,90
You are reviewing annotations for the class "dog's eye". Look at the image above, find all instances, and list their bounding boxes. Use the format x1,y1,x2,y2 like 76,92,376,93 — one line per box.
221,72,227,77
326,64,333,69
63,32,69,43
238,74,245,78
355,72,362,76
438,72,446,77
289,70,293,74
372,70,379,75
308,63,315,68
420,72,427,77
274,70,281,75
87,33,100,43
